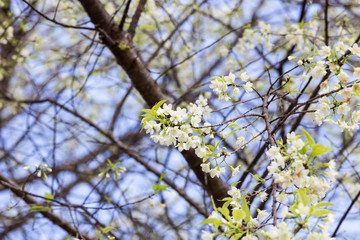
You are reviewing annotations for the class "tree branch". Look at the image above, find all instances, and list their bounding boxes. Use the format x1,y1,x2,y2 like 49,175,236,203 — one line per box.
0,173,95,240
128,0,147,38
77,0,230,208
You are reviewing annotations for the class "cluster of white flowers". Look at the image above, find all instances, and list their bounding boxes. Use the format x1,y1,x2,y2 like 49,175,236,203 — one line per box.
267,132,336,201
143,96,248,179
310,60,327,79
143,97,214,156
200,163,225,178
309,97,331,126
209,73,235,101
236,21,273,52
209,72,253,101
141,25,360,240
284,20,320,55
306,68,360,131
0,24,14,45
261,208,334,239
310,97,360,132
262,222,293,240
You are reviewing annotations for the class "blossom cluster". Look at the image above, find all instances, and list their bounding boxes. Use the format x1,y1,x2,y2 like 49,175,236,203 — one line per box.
142,96,213,156
267,131,336,200
209,72,253,101
286,42,360,132
138,14,360,240
235,21,273,52
199,130,337,239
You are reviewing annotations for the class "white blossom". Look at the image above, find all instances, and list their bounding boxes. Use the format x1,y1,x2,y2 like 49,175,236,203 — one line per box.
335,41,349,54
195,146,208,159
349,43,360,56
201,231,213,240
233,87,240,95
236,136,246,149
200,163,210,173
310,61,326,79
157,103,173,115
240,72,249,81
276,191,288,204
318,45,331,58
224,72,235,84
228,186,241,199
259,191,268,202
231,165,241,176
288,55,296,60
257,210,268,220
209,166,225,178
278,206,288,219
337,70,349,84
295,203,310,218
353,67,360,79
352,110,360,122
243,81,253,93
190,115,201,127
337,103,350,115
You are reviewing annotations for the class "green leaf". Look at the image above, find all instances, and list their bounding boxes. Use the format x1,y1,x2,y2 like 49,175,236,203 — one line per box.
107,159,114,169
206,144,214,151
312,143,333,156
218,206,230,221
227,128,238,138
139,24,157,31
297,188,308,206
96,229,102,238
30,206,50,213
118,43,130,50
64,234,72,240
241,200,250,223
290,203,298,216
213,140,223,153
302,129,314,145
217,199,232,221
139,109,154,114
228,122,238,128
312,209,333,217
104,195,112,203
200,218,223,226
140,114,153,122
313,202,334,208
45,193,54,203
233,209,245,221
152,99,167,111
158,173,166,184
251,174,264,183
299,146,309,155
151,173,169,194
102,226,115,233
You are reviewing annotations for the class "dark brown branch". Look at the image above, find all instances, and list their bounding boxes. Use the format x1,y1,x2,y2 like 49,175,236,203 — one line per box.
119,0,132,32
128,0,147,38
324,0,329,45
